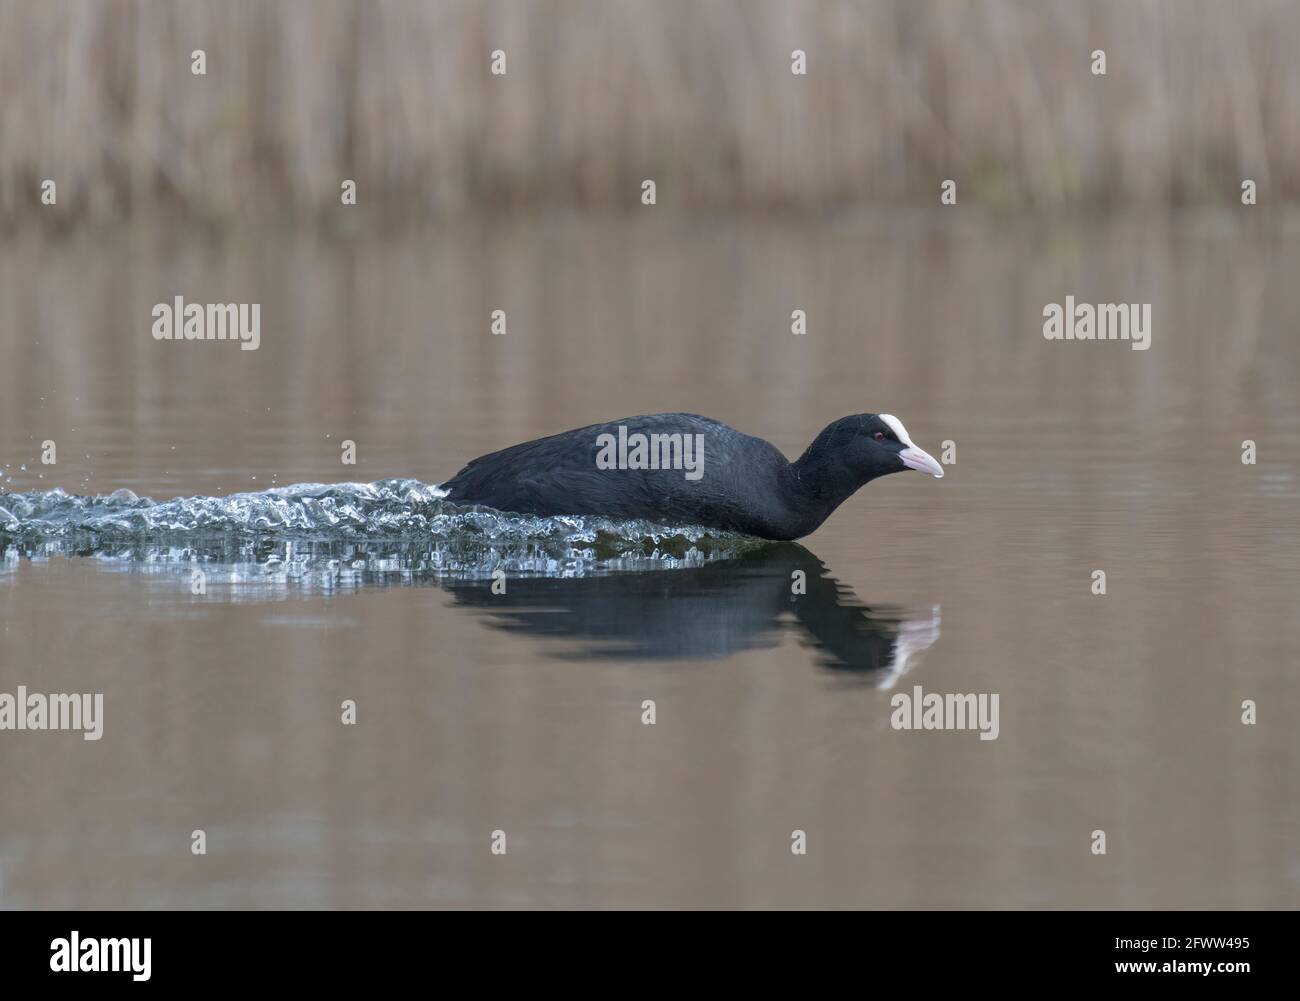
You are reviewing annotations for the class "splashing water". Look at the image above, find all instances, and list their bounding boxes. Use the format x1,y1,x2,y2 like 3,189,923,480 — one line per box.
0,479,760,592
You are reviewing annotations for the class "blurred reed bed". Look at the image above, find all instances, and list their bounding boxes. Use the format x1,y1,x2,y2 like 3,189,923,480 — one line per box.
1,0,1298,228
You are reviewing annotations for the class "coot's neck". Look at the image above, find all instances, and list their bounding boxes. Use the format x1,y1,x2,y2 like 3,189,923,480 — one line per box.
782,440,874,538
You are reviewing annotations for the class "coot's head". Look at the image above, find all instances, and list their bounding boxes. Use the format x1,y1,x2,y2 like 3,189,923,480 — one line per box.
869,413,944,478
810,413,945,483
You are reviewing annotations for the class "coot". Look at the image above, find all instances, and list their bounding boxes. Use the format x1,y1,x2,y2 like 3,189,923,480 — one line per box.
441,412,944,540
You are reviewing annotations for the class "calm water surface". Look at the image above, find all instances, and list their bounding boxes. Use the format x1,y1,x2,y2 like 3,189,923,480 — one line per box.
1,212,1297,907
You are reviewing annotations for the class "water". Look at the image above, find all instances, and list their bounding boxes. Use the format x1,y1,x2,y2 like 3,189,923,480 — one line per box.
1,212,1297,908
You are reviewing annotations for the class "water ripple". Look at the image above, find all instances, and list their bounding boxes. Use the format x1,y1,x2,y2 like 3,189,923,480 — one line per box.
0,479,758,583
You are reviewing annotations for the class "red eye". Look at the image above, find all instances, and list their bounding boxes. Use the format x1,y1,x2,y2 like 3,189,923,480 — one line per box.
873,431,886,442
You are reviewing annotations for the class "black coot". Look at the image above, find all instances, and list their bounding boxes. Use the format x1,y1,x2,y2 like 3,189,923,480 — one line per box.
441,412,944,540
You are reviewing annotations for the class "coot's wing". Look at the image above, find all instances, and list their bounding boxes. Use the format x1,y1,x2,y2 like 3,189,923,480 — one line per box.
441,424,637,517
440,414,766,523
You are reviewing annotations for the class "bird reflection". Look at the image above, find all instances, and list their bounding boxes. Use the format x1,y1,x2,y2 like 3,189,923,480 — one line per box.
3,535,938,683
440,542,939,685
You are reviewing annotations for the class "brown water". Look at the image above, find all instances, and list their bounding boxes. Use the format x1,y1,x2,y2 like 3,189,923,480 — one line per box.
1,211,1298,908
